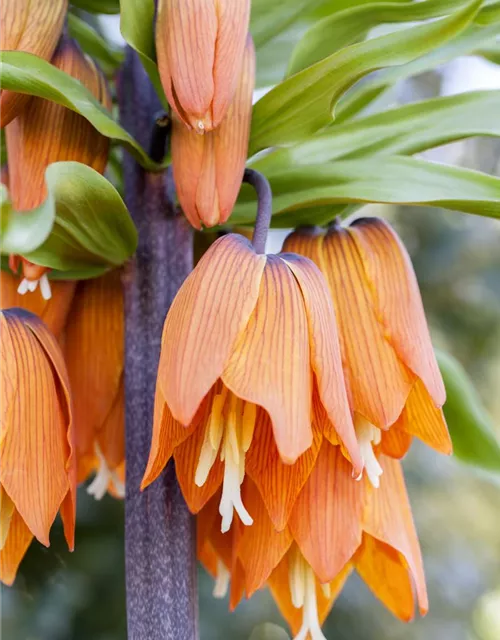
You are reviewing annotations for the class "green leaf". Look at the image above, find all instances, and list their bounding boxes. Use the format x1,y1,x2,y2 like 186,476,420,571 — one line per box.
250,0,326,48
249,623,290,640
437,350,500,473
0,51,161,171
249,0,481,154
288,0,466,76
67,13,124,75
119,0,168,110
70,0,120,13
1,162,137,279
233,155,500,226
256,91,500,171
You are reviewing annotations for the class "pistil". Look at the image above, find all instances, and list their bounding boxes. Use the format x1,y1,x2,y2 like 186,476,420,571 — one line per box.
87,442,125,500
354,416,383,488
288,546,327,640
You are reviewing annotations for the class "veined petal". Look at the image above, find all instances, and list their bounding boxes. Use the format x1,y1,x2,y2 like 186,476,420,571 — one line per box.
159,234,265,426
289,442,363,584
0,509,33,586
229,559,247,612
395,379,452,455
223,256,312,463
281,253,361,471
350,218,445,406
97,377,125,471
246,408,322,531
362,455,428,616
0,311,70,545
236,479,293,597
0,271,76,338
381,427,412,459
322,226,415,430
355,535,416,622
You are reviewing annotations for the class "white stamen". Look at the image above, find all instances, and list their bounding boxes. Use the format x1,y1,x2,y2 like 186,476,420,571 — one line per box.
17,278,30,295
355,417,383,488
39,274,52,300
289,549,327,640
212,558,230,599
27,279,38,292
219,447,253,532
87,442,124,500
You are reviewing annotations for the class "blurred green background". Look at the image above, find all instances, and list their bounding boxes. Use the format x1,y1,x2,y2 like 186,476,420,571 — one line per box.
2,58,500,640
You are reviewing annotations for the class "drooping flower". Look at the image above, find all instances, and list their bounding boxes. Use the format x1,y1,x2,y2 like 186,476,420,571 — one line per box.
0,308,75,585
199,446,427,639
142,233,361,533
283,218,452,487
0,0,68,127
64,270,125,500
156,0,251,132
5,36,111,298
172,35,255,229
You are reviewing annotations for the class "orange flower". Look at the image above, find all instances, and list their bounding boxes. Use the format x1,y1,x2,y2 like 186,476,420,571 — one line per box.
156,0,251,132
0,308,75,585
142,233,361,532
5,36,111,298
0,0,67,127
64,271,125,500
199,446,426,639
172,35,255,229
284,218,451,488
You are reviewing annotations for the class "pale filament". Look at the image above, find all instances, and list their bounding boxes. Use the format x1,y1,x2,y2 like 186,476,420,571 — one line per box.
288,546,327,640
87,442,125,500
195,387,257,533
0,485,15,550
17,274,52,300
212,557,230,599
354,415,383,488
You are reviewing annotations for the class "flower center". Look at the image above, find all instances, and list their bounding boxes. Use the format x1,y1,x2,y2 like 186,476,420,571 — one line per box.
0,485,15,550
17,273,52,300
195,386,256,533
288,546,327,640
87,442,125,501
354,415,383,488
212,557,230,599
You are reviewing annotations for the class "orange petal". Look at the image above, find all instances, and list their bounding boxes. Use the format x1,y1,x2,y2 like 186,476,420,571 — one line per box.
0,270,76,338
0,509,33,586
281,253,360,471
229,559,247,611
350,218,445,406
289,442,363,583
223,256,313,463
395,379,452,455
97,377,125,471
141,387,197,489
246,408,322,531
321,226,415,430
0,310,70,545
362,455,428,616
156,0,251,130
0,0,67,127
236,479,293,597
64,272,124,476
381,427,412,459
355,534,416,622
159,234,265,426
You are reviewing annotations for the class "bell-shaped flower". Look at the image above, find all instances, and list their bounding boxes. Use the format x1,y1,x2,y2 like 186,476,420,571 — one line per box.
5,36,111,299
172,35,255,229
284,218,451,488
156,0,251,132
142,233,361,533
64,271,125,500
0,308,75,585
0,0,67,126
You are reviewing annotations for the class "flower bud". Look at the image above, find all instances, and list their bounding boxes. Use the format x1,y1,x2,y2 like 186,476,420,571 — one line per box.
0,0,68,127
172,35,255,229
156,0,251,132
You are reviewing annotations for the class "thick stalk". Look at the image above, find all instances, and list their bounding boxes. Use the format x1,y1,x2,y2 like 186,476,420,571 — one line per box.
119,48,198,640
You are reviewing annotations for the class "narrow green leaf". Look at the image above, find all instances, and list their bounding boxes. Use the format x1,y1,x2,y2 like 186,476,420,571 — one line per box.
70,0,120,13
0,51,160,171
67,13,124,75
288,0,465,76
249,0,481,153
1,162,137,278
256,91,500,172
119,0,169,110
250,0,326,48
437,350,500,473
233,155,500,226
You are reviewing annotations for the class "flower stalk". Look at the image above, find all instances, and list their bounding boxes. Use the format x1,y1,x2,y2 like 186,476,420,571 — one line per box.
243,168,273,255
119,48,198,640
